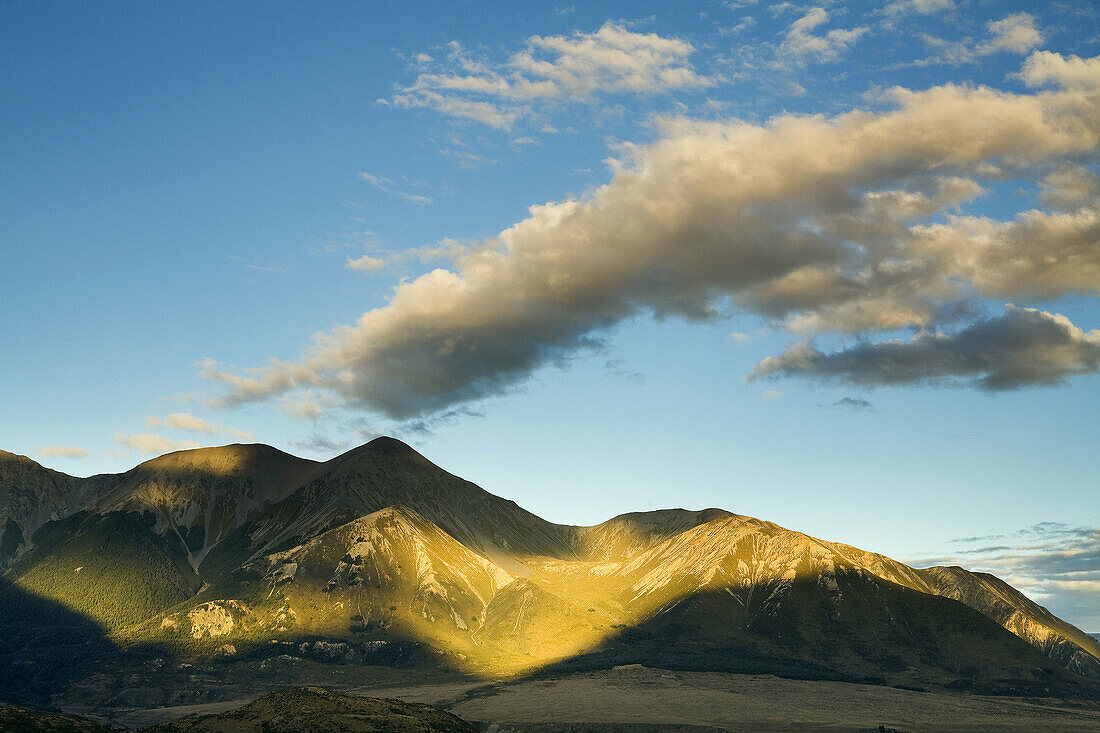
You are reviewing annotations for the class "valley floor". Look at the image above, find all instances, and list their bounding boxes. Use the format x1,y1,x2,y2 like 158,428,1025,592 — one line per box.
104,665,1100,732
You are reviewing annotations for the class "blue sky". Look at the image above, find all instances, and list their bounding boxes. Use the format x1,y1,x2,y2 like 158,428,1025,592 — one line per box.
2,1,1099,628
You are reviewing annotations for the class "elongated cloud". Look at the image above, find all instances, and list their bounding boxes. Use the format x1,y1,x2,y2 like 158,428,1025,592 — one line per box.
346,254,386,272
1020,50,1100,90
882,0,953,17
203,52,1100,419
392,22,711,130
114,432,201,455
358,172,432,205
753,306,1100,389
39,445,90,459
146,413,255,441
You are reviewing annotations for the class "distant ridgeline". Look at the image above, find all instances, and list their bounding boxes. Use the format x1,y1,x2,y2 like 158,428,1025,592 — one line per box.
1,438,1099,709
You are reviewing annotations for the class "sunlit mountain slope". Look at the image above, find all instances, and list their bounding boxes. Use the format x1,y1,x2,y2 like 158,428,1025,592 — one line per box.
2,437,1098,698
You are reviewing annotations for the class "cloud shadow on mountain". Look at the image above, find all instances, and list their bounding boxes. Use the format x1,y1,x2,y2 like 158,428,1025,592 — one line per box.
528,571,1100,701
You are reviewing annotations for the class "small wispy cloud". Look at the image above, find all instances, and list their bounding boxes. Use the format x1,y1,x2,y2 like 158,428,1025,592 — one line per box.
779,8,869,64
399,406,485,438
278,390,342,421
881,0,953,19
289,432,350,454
830,396,872,409
358,172,432,204
918,12,1042,65
146,412,255,441
604,359,646,385
157,392,200,404
113,432,202,455
392,22,712,131
229,255,287,273
911,522,1100,630
38,445,90,459
346,254,386,272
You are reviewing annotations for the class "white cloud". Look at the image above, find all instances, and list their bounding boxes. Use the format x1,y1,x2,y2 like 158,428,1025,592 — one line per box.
780,8,869,63
201,53,1100,419
146,412,255,441
38,445,90,459
921,13,1042,65
882,0,953,17
393,23,711,130
346,254,386,272
113,432,202,455
983,12,1043,54
1018,50,1100,90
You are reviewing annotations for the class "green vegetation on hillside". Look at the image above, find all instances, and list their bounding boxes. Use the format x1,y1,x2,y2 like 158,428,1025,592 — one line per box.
10,512,201,630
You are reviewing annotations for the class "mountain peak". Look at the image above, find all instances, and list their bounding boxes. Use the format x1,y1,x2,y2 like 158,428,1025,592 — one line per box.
601,507,734,527
133,443,308,477
324,436,432,470
0,449,42,470
360,435,420,453
363,435,418,454
573,507,737,562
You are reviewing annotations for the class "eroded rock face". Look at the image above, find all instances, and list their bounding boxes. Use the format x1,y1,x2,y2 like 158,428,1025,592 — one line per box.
299,640,355,662
164,600,252,639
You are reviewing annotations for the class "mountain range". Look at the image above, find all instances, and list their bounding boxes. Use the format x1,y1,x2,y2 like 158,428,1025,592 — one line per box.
1,438,1098,713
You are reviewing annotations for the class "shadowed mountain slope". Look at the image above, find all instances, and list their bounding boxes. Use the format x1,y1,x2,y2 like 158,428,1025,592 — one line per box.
222,437,577,575
0,450,116,571
916,566,1100,679
96,444,321,569
572,508,735,562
